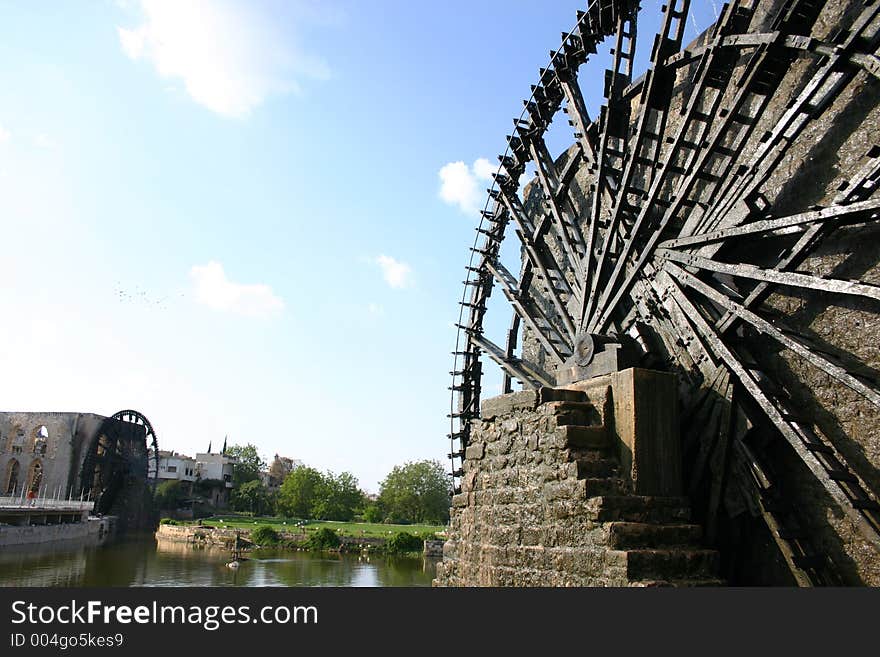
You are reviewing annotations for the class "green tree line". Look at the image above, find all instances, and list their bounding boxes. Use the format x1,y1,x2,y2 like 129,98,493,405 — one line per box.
156,443,452,525
226,445,450,524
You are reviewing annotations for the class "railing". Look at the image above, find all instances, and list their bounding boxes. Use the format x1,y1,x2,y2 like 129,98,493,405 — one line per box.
0,495,94,511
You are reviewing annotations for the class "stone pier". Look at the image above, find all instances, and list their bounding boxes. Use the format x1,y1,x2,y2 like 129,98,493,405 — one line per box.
434,369,721,586
0,499,114,547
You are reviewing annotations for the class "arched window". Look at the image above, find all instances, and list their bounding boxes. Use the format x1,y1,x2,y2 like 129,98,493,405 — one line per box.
32,425,48,456
26,459,43,495
4,459,20,495
9,428,25,454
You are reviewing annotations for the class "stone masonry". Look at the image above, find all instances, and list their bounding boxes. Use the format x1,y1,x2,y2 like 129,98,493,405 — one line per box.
0,412,152,532
434,375,721,586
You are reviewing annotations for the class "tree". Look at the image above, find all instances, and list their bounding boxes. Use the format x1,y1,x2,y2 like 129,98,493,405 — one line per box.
276,466,324,519
154,480,185,511
377,460,451,524
276,467,365,521
313,471,364,522
363,502,384,523
230,479,274,516
226,444,266,487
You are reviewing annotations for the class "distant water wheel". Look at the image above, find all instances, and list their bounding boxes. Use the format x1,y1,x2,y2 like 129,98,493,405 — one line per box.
449,0,880,585
79,409,157,515
112,409,159,491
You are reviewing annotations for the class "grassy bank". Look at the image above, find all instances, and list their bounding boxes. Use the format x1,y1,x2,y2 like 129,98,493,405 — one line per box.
172,514,446,539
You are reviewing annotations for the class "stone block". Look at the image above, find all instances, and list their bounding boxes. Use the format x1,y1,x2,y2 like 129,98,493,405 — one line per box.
624,548,720,581
559,425,608,449
451,493,470,508
501,419,519,433
543,479,586,501
608,522,703,550
480,391,538,419
537,387,587,404
566,368,682,496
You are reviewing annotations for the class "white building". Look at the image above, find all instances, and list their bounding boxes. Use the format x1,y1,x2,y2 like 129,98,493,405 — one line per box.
194,452,237,488
148,450,197,484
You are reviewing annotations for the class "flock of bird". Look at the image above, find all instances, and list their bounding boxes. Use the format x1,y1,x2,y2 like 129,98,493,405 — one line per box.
114,280,184,311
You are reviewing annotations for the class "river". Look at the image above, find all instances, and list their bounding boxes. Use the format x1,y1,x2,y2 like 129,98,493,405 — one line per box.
0,536,439,587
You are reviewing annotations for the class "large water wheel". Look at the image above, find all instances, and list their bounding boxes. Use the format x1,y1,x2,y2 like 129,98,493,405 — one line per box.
79,410,156,528
449,0,880,585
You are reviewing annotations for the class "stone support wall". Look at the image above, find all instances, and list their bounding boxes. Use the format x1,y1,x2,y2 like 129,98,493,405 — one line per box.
435,380,720,586
0,516,113,548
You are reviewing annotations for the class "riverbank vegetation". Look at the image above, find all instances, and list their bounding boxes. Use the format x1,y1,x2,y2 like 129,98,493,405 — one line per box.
219,446,451,526
180,514,445,540
155,445,450,558
246,524,429,556
158,516,441,557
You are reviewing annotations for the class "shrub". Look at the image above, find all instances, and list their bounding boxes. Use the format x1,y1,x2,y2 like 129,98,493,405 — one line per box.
230,480,275,516
363,503,383,523
306,527,341,551
159,517,179,526
154,480,185,510
386,531,423,555
251,525,280,546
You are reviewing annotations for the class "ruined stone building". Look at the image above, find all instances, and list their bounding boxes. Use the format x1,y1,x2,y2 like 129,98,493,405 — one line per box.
0,411,155,531
438,0,880,586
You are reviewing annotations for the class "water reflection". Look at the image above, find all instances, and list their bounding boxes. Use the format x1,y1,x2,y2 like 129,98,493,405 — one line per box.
0,536,438,587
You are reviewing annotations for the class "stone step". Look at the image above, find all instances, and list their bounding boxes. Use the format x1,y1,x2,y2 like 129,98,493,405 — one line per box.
575,457,620,479
547,400,597,410
583,477,630,498
538,387,587,404
587,496,692,523
624,548,720,581
608,522,703,549
547,399,601,420
559,425,607,449
553,406,602,427
629,578,726,587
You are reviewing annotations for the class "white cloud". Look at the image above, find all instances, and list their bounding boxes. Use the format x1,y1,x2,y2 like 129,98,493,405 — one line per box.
117,0,331,118
367,302,383,316
374,255,413,289
190,261,284,317
438,158,495,216
472,157,495,181
118,25,146,59
34,133,55,149
0,125,10,142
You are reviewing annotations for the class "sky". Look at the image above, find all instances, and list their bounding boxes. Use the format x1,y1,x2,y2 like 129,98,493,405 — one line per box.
0,0,721,492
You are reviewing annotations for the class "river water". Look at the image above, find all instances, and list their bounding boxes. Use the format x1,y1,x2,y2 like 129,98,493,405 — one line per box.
0,536,439,587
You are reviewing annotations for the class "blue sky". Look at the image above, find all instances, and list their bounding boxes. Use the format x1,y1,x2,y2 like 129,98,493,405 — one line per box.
0,0,720,491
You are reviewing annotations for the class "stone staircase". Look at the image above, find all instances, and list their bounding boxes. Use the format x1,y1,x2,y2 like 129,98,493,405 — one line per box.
435,384,723,587
556,392,724,586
